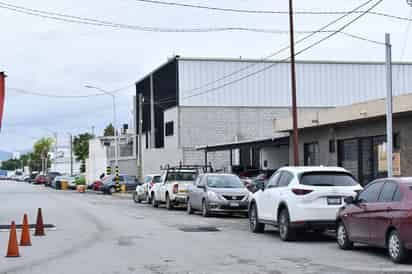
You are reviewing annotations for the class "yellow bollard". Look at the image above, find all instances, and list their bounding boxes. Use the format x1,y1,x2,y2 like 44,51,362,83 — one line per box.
61,181,68,190
120,184,126,193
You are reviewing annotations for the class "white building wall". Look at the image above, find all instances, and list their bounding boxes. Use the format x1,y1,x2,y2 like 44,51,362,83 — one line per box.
260,146,289,170
87,139,107,184
178,59,412,107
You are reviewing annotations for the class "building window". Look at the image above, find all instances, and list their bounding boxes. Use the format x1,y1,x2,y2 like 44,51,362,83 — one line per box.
304,142,320,166
165,121,174,136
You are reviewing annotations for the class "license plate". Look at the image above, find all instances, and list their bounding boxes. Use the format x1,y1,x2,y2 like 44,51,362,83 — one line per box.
230,202,239,207
179,189,187,193
327,197,342,205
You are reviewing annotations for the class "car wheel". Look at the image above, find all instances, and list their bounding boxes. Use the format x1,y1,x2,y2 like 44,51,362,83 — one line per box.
388,230,407,263
187,198,194,215
278,208,296,241
166,193,173,210
337,222,353,250
133,192,141,203
249,203,264,233
202,200,210,217
109,186,116,195
151,194,158,208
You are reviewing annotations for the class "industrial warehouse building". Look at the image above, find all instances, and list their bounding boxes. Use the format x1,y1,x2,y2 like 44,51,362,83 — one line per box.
275,93,412,185
135,56,412,175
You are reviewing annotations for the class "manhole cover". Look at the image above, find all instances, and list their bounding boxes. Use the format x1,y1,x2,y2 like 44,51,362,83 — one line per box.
179,226,220,232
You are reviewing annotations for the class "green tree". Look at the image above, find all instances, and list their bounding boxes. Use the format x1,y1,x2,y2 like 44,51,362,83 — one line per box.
0,158,20,170
73,133,94,173
104,123,115,136
32,137,54,172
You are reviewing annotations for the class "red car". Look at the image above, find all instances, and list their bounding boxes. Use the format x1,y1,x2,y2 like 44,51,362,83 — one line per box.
34,174,47,184
336,177,412,263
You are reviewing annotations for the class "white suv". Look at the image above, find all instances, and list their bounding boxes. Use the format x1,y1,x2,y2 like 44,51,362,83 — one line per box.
249,166,362,241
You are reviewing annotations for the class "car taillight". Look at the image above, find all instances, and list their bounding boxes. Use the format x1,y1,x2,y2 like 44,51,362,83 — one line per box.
292,188,313,195
150,181,155,188
173,184,179,194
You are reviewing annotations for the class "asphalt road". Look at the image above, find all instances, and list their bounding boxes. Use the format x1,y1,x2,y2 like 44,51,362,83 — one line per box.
1,181,412,274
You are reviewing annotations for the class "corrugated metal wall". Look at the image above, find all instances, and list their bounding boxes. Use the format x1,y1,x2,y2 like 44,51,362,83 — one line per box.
178,59,412,107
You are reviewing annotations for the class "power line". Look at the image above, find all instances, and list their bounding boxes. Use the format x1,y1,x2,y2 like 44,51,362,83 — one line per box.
0,1,341,34
135,0,412,23
8,84,134,98
168,0,384,103
169,0,376,98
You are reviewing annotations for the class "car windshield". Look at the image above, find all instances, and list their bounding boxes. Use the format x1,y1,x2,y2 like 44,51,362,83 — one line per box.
300,172,358,187
206,175,244,189
166,172,197,181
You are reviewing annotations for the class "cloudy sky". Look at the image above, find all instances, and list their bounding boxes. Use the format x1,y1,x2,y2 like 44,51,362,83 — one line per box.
0,0,411,152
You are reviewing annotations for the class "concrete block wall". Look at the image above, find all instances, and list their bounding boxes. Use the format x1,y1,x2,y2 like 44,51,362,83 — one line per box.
179,106,292,147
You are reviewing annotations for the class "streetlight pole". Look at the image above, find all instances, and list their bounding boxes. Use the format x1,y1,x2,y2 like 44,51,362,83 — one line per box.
84,85,119,168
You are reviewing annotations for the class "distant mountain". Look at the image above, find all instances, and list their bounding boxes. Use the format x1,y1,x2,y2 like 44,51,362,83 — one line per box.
0,150,12,161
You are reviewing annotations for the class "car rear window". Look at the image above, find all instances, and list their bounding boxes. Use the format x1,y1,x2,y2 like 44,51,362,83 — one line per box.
166,172,197,181
300,172,358,187
153,176,161,183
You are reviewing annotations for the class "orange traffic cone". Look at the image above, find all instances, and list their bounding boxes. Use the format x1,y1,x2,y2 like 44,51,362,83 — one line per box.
6,221,20,257
20,214,32,246
34,208,45,236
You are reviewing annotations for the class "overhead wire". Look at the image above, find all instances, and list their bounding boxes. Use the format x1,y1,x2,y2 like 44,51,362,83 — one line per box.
0,1,348,34
134,0,412,23
156,0,384,103
162,0,376,99
8,83,134,98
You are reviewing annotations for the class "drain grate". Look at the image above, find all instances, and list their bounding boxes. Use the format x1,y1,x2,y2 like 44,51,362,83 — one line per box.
0,224,56,230
179,226,220,232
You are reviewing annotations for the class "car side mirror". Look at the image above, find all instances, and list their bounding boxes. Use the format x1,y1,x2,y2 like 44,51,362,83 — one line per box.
344,196,355,204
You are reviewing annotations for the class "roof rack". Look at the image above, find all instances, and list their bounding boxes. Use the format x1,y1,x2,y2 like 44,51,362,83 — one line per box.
160,164,214,173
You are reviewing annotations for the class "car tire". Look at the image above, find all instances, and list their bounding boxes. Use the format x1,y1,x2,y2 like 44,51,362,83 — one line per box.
278,208,296,241
187,198,194,215
337,221,353,250
202,200,210,217
133,192,141,203
249,203,265,233
151,194,159,208
388,229,407,263
166,193,174,210
109,186,116,195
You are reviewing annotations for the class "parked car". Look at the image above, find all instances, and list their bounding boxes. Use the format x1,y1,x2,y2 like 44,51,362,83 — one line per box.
336,177,412,263
28,172,39,183
248,166,362,241
151,166,202,209
52,175,76,189
90,180,103,191
100,174,139,194
133,174,161,203
11,171,24,182
34,174,47,184
45,172,62,187
187,173,251,217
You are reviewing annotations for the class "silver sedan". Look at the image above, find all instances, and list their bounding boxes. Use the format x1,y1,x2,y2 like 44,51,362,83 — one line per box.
186,173,251,217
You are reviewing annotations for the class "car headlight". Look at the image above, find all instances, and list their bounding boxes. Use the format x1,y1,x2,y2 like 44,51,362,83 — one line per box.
207,191,221,201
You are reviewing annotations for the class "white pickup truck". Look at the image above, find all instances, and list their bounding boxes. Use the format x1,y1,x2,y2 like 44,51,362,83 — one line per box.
150,167,201,210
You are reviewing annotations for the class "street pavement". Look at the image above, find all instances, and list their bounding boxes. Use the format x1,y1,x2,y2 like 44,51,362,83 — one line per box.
1,181,412,274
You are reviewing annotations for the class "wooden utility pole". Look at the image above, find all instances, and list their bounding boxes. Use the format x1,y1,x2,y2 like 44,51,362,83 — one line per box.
289,0,299,166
